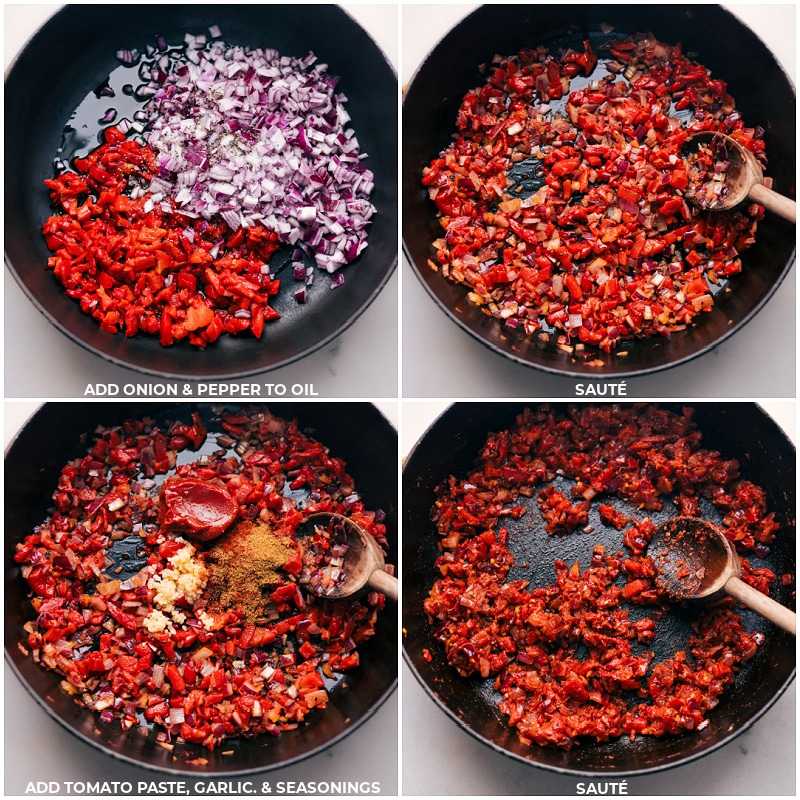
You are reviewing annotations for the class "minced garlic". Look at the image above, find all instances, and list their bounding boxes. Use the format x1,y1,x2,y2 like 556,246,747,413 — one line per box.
142,609,171,634
143,538,208,633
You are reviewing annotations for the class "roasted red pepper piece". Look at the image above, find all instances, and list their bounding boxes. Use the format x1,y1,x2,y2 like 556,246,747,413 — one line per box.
42,139,283,348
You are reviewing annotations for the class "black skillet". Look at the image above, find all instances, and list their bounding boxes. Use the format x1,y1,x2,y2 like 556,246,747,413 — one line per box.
5,402,398,775
402,403,795,775
402,5,796,378
5,5,397,379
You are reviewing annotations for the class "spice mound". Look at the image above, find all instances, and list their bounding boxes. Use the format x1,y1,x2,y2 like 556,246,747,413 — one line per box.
14,406,391,753
424,404,786,750
423,32,767,355
206,520,297,622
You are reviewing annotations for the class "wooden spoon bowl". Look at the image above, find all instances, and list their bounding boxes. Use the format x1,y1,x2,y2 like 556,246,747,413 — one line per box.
649,516,795,634
298,512,398,601
683,131,796,222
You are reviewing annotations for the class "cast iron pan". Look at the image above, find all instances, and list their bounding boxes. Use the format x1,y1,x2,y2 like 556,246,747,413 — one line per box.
5,402,397,775
402,5,796,378
402,403,795,776
5,5,397,379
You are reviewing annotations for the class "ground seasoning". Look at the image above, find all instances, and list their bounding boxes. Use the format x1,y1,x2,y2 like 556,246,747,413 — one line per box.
206,519,297,622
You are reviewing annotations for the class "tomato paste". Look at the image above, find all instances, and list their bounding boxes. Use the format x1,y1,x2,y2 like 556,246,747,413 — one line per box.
159,477,239,542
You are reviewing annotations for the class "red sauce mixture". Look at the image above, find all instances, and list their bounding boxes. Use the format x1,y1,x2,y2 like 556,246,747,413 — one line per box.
422,32,766,357
424,405,785,749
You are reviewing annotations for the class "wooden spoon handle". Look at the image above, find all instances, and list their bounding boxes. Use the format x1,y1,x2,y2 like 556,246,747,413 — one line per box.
749,182,796,223
368,568,398,602
725,576,796,635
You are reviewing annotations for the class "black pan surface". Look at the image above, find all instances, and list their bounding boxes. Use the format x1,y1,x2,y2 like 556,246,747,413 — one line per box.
402,403,795,776
402,5,796,378
5,402,398,775
5,5,397,379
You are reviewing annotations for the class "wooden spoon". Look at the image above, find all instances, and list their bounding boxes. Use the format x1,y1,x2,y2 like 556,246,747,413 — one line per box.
298,512,397,601
683,131,796,223
648,516,795,635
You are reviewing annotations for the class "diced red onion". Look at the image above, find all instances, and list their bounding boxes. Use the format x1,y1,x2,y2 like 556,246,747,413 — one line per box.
116,49,139,65
152,663,165,688
567,313,583,329
139,37,375,274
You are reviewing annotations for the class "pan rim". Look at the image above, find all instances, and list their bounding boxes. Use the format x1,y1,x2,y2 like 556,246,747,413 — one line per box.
4,3,398,381
401,400,796,777
401,3,796,380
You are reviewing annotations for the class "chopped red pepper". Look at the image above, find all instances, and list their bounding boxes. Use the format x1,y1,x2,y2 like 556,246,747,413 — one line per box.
423,33,765,354
42,136,282,348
